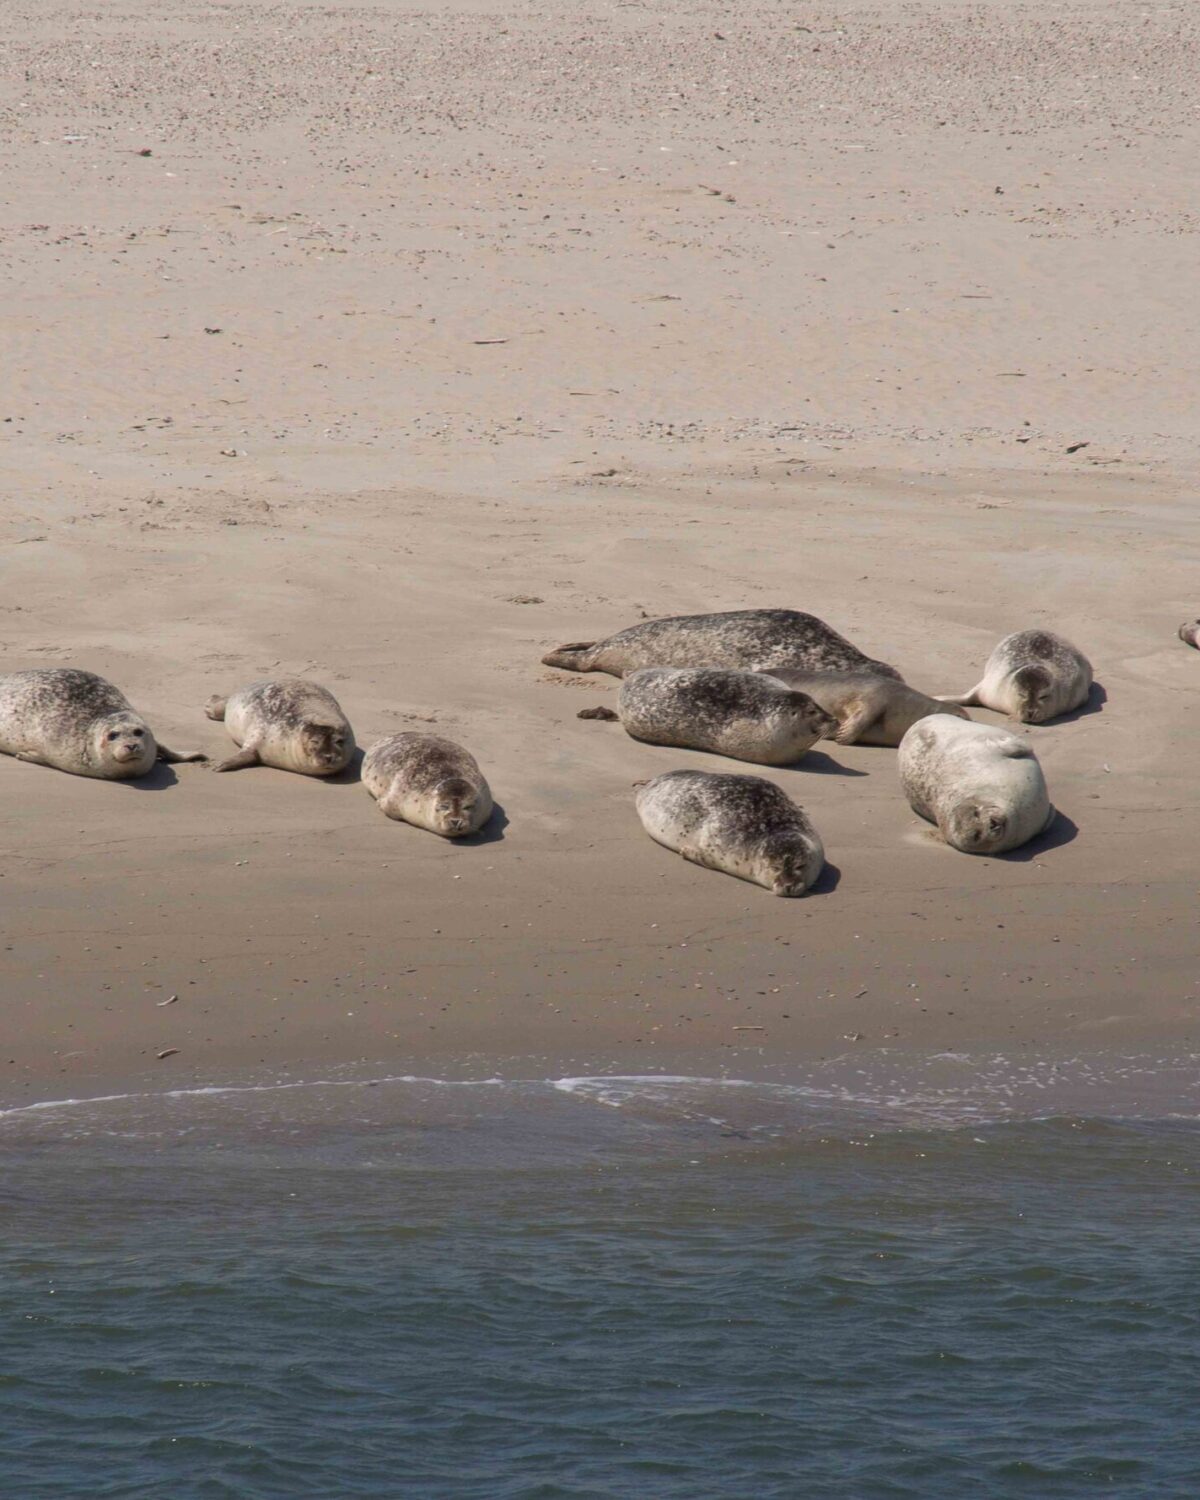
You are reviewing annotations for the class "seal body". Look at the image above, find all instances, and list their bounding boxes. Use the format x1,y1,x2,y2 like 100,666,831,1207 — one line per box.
898,717,1054,855
615,667,836,765
635,769,825,896
363,732,492,837
760,668,967,747
543,609,900,680
206,679,354,775
943,630,1092,723
0,668,204,779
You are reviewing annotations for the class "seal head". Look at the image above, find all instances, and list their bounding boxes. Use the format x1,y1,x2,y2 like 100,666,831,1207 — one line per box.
91,712,157,775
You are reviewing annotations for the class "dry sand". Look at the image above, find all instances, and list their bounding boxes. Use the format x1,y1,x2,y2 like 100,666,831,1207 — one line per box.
2,0,1198,1100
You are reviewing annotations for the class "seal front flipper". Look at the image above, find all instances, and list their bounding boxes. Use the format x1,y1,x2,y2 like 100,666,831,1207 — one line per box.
213,744,261,772
832,700,877,745
157,744,207,764
577,706,619,721
15,749,49,766
204,695,228,721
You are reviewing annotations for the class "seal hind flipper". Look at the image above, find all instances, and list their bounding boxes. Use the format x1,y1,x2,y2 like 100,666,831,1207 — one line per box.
157,744,207,764
542,642,597,671
937,684,983,707
213,744,261,772
205,695,228,721
1179,622,1200,649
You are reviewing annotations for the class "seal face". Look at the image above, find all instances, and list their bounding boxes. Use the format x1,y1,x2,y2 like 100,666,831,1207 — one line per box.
543,609,900,680
206,679,354,775
0,668,204,779
759,668,968,747
615,668,836,765
362,732,493,837
943,630,1092,724
898,716,1054,855
635,768,825,896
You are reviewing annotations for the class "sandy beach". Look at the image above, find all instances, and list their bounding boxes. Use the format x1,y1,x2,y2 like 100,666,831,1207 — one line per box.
2,0,1198,1101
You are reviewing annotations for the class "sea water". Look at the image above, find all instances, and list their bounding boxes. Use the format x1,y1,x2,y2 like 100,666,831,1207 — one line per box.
2,1053,1199,1498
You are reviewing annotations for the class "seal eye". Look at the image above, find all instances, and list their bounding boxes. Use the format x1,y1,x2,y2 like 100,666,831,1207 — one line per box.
132,728,144,737
107,731,120,742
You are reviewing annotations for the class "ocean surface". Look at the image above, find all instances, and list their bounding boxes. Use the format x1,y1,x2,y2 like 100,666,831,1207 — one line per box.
3,1051,1199,1499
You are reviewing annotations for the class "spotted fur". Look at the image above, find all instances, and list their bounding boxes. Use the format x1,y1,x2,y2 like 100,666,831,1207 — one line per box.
635,768,824,896
543,609,900,679
363,732,492,837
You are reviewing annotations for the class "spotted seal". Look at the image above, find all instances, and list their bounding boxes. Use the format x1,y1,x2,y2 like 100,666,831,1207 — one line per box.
543,609,900,679
0,668,205,779
635,769,825,896
205,678,354,775
898,716,1054,855
941,630,1092,724
759,668,967,747
362,732,493,837
596,667,836,765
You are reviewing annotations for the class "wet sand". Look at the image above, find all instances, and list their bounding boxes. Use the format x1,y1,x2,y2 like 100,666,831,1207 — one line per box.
1,0,1198,1100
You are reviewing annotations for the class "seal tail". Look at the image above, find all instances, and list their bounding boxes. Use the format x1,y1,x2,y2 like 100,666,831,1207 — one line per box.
205,694,228,721
542,641,597,672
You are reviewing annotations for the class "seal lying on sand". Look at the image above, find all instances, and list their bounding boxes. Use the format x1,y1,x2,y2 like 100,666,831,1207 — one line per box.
596,668,836,765
941,630,1092,724
898,717,1054,855
543,609,900,679
635,768,825,896
205,679,354,775
362,732,492,837
759,668,967,747
0,668,205,779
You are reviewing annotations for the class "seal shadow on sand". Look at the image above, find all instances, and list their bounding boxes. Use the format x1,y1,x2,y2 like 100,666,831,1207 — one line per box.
793,749,867,778
1050,680,1107,724
990,807,1080,862
119,761,185,792
806,858,841,896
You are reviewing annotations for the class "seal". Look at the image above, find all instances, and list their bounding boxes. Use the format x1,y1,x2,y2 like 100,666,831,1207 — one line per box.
543,609,900,679
362,732,493,837
1178,620,1200,651
608,667,836,765
897,717,1054,855
759,668,968,747
941,630,1092,724
635,769,825,896
205,678,354,775
0,668,205,779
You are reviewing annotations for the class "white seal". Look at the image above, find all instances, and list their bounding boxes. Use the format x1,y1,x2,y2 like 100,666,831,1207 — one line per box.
205,678,354,775
362,732,493,837
760,668,968,747
898,716,1054,855
635,768,825,896
609,667,836,764
0,668,205,779
942,630,1092,723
